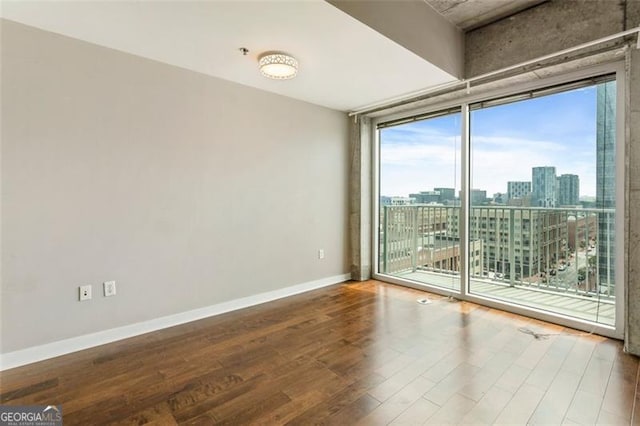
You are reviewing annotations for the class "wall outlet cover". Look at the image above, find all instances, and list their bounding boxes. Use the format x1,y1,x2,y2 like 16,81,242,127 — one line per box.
79,285,92,301
104,280,116,297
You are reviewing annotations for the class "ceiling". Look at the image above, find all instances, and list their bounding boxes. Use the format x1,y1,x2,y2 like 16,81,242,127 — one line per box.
1,1,549,112
425,0,548,31
0,0,460,112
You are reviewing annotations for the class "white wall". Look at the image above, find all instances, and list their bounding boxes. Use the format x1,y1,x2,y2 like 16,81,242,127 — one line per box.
0,20,350,354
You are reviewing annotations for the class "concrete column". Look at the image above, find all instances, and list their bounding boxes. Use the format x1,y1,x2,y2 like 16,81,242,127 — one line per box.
625,46,640,354
349,117,372,281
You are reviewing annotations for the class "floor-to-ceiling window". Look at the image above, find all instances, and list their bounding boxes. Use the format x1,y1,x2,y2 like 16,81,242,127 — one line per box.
468,77,617,327
378,109,461,292
375,70,623,335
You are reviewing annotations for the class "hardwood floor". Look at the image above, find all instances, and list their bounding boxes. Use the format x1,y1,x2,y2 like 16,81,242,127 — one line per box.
1,280,638,425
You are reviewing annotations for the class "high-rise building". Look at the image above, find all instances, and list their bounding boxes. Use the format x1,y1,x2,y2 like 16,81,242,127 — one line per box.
507,181,531,201
492,193,506,204
434,187,456,202
409,191,440,204
596,81,616,288
471,189,487,205
409,188,457,204
532,166,557,207
558,174,580,206
461,189,488,205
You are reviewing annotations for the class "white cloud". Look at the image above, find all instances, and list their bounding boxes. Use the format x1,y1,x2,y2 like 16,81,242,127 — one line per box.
381,136,460,167
471,135,566,153
381,134,597,197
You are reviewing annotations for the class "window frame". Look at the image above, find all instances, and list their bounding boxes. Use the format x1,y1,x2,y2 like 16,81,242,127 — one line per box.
371,61,626,339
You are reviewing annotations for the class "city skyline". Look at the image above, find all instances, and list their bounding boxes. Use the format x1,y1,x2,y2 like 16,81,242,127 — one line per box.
380,86,600,198
382,163,583,206
381,162,589,203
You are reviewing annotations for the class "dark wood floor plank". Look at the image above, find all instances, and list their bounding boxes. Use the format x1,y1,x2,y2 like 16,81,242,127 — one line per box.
358,376,435,425
389,397,439,425
171,373,268,423
527,369,582,425
457,350,519,402
111,402,177,426
459,384,514,425
63,393,130,425
209,390,292,425
596,408,630,425
423,362,481,406
284,373,385,425
564,389,605,425
366,349,444,403
0,280,636,426
493,362,533,395
492,383,546,425
632,386,640,426
327,392,381,424
254,389,326,425
425,392,477,425
600,351,638,422
421,347,471,383
0,378,58,403
560,336,598,377
524,335,576,391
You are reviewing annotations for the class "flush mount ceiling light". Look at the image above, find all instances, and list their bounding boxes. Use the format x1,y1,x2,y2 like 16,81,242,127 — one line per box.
258,52,298,80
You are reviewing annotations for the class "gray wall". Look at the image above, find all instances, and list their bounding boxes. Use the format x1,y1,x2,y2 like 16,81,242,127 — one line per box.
328,0,464,79
0,20,350,353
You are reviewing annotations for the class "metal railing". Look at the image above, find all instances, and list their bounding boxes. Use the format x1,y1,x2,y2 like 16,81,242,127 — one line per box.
380,204,616,298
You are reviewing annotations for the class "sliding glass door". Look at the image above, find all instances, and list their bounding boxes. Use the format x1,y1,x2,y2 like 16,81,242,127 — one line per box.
378,110,461,292
468,78,617,326
375,70,622,334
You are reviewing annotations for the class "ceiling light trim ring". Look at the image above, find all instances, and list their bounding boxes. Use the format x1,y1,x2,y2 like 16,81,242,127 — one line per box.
259,52,298,80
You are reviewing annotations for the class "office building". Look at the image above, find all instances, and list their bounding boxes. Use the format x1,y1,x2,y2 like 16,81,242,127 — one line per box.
434,187,456,202
558,174,580,206
532,166,557,207
507,181,531,201
409,191,441,204
597,81,617,289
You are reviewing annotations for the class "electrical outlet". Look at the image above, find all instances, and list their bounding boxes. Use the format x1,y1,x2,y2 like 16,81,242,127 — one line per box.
79,285,92,301
318,249,325,259
103,280,116,297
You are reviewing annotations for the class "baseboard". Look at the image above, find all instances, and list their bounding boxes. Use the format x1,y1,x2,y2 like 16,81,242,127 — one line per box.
0,273,351,371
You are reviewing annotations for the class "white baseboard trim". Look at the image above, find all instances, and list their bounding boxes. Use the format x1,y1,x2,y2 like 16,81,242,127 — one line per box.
0,273,351,371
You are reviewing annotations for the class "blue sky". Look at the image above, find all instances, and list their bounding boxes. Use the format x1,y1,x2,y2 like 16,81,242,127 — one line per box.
380,86,600,198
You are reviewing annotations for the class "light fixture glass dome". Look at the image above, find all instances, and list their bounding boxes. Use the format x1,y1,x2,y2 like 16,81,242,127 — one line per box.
258,53,298,80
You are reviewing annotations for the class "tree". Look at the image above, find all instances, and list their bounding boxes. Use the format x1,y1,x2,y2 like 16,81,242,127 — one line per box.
578,267,586,282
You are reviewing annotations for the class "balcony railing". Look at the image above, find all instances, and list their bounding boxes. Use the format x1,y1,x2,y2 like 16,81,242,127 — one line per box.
380,204,616,299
